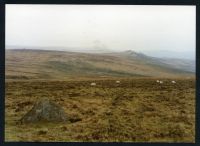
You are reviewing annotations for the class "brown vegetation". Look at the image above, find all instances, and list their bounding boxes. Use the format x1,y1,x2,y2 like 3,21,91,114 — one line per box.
5,78,195,142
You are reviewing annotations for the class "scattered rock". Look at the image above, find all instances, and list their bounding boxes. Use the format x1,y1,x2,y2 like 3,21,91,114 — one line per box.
20,97,67,124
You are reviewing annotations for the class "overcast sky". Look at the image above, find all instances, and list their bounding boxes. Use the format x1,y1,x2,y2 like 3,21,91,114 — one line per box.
6,5,195,56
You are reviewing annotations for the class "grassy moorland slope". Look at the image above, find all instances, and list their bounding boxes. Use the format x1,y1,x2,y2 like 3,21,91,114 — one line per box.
6,49,194,80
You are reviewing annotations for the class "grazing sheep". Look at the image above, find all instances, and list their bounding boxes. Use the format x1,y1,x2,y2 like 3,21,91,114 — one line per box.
156,80,160,83
171,81,176,84
159,81,163,84
116,81,120,84
90,83,96,86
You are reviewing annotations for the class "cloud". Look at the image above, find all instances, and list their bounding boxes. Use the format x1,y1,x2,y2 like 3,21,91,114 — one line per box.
6,4,195,58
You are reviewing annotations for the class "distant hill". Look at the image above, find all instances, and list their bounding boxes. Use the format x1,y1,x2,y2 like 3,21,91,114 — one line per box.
142,50,195,60
5,49,195,80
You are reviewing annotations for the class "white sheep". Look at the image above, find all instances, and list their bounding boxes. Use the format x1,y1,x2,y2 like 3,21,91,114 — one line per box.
116,80,120,84
90,83,96,86
156,80,160,83
159,81,163,84
171,81,176,84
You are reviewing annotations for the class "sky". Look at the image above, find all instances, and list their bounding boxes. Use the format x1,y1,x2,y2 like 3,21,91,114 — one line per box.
6,5,196,59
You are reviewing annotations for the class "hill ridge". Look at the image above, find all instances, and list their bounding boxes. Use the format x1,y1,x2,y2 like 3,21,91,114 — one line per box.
6,49,195,80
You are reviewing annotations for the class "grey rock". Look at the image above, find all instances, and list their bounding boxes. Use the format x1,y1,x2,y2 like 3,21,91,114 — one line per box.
20,97,67,123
